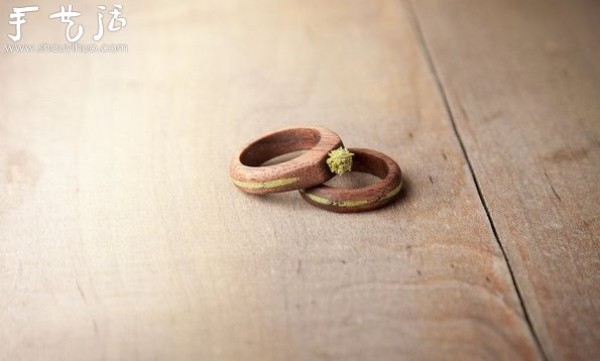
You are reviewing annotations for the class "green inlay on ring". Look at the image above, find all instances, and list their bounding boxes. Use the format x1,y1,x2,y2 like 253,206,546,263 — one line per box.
231,177,299,189
301,180,403,208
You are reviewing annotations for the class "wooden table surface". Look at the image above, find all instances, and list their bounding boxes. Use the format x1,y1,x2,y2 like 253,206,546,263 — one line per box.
1,0,598,360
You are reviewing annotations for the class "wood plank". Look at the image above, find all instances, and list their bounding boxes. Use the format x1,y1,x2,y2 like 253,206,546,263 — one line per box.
0,1,541,359
411,0,600,359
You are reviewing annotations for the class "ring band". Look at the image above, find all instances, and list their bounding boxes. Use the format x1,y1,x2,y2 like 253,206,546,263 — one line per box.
229,126,343,195
299,148,402,212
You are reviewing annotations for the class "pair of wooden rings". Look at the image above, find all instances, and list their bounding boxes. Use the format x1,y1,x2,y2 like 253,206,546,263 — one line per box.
229,126,402,213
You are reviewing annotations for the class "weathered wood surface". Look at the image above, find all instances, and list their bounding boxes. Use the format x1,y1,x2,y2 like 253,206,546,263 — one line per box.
2,0,596,359
411,0,600,359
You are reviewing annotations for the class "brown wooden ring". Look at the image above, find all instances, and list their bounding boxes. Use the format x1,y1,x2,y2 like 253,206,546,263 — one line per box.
229,126,343,195
299,148,402,213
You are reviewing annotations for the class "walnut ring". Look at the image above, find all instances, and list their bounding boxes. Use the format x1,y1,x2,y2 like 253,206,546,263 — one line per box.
299,148,402,213
229,126,344,195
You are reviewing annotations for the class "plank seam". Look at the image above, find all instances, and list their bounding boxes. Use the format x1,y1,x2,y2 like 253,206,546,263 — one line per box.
403,1,548,359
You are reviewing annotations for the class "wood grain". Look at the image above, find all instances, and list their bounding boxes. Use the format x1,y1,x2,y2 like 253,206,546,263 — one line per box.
411,0,600,359
0,0,544,360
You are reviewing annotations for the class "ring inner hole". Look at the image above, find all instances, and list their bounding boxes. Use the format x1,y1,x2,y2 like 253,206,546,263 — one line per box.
240,128,321,167
324,152,389,188
262,150,307,166
325,172,381,188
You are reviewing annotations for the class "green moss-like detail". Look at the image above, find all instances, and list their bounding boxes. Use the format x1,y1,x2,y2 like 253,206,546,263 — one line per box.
326,147,354,175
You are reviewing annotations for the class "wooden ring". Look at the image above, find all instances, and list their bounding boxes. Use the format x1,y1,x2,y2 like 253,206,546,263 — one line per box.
230,126,343,194
299,148,402,213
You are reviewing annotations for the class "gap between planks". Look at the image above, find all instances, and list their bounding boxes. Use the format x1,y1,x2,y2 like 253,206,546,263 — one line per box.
403,0,548,359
